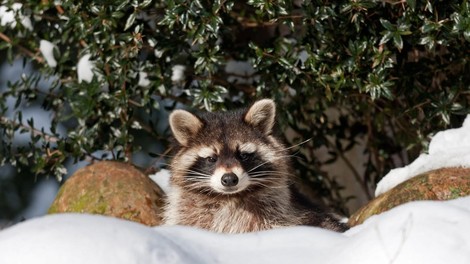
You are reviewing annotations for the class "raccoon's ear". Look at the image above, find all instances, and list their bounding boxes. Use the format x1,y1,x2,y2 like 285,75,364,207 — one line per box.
169,110,203,146
244,99,276,135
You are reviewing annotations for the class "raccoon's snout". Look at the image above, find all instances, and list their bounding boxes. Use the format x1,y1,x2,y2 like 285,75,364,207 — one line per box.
221,173,239,187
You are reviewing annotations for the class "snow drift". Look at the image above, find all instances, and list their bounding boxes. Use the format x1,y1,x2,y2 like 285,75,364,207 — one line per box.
1,196,470,264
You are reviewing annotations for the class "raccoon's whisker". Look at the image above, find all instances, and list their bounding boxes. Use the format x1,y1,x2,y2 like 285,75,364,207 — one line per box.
184,173,211,178
185,177,210,181
277,138,312,152
174,168,205,173
247,170,295,176
249,181,286,189
249,171,295,177
249,176,284,183
151,152,177,158
250,170,293,174
249,182,271,189
249,179,282,185
250,174,292,179
247,160,274,172
184,183,211,192
250,178,285,184
247,154,296,172
271,152,302,160
175,169,211,178
249,177,295,187
265,150,306,163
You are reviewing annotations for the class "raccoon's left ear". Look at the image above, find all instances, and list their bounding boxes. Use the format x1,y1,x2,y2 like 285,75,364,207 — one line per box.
169,110,203,147
244,99,276,135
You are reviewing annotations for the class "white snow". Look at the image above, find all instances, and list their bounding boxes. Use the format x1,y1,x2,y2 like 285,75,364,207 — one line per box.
376,115,470,196
77,54,95,83
171,65,186,83
149,169,171,194
0,3,33,30
0,5,16,26
39,40,57,68
1,197,470,264
154,49,164,58
138,71,151,87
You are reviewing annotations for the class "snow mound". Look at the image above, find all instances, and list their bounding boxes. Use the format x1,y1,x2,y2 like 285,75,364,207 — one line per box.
39,40,57,68
1,197,470,264
376,115,470,196
77,54,95,83
0,3,33,30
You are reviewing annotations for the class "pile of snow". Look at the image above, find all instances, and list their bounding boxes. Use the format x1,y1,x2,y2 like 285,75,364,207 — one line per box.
1,196,469,264
171,65,186,83
77,54,95,83
149,169,171,194
138,71,151,87
0,3,33,30
376,115,470,196
39,40,57,68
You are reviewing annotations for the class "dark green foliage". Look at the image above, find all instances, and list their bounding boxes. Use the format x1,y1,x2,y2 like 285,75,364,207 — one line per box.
0,0,469,216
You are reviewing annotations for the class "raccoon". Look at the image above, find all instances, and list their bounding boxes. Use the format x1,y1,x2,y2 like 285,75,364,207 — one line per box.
163,99,348,233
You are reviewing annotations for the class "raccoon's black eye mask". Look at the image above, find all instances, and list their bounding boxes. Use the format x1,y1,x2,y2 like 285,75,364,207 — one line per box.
205,156,217,163
237,151,254,162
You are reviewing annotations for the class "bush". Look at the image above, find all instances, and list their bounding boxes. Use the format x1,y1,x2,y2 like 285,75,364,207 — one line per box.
1,0,469,216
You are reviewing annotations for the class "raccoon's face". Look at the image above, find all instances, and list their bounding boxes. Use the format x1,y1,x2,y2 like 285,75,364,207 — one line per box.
169,99,290,195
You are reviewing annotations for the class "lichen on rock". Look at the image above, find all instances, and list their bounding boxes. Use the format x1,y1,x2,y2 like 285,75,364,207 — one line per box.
349,167,470,226
48,161,164,226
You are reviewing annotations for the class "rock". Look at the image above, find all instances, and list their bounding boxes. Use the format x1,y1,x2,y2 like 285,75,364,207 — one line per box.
48,161,164,226
349,167,470,226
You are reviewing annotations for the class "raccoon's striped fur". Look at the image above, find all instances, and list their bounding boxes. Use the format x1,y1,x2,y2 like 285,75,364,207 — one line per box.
163,99,348,233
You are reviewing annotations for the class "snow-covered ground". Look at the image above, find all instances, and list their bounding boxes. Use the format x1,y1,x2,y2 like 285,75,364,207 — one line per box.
0,196,469,264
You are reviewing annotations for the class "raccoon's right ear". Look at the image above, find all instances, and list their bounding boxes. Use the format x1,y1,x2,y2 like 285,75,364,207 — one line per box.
244,99,276,135
169,110,203,146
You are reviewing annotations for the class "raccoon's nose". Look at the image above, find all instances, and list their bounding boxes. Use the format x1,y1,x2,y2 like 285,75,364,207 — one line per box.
221,173,239,187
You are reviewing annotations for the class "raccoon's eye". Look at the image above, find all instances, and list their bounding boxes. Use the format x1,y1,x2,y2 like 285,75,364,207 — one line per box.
238,152,254,161
206,156,218,163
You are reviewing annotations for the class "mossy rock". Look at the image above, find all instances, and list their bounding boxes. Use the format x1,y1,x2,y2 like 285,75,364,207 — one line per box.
349,167,470,227
49,161,164,226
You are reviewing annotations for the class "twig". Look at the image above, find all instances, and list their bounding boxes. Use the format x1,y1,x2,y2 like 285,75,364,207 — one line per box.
0,32,45,64
0,116,59,143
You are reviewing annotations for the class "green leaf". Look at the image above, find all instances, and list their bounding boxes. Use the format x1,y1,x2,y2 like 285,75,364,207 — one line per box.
393,34,403,50
112,11,125,19
278,57,292,68
140,0,153,8
380,32,393,45
380,19,394,31
124,12,137,31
